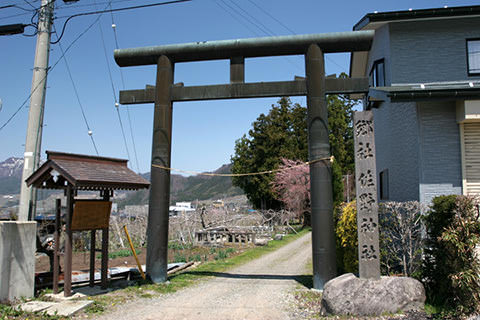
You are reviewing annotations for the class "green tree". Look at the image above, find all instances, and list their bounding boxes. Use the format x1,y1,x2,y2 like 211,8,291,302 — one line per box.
231,94,355,209
328,94,355,174
231,97,307,209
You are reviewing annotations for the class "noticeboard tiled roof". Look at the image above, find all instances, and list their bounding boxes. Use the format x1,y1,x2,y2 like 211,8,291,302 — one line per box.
26,151,150,191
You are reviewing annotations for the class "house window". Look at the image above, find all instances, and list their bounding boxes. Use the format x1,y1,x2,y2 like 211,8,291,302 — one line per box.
369,59,385,87
467,39,480,75
379,169,389,200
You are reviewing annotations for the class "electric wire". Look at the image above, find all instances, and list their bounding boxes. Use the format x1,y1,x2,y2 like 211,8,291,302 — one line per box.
109,7,141,173
227,0,276,37
246,0,296,35
219,0,270,36
52,0,192,44
213,0,261,37
53,22,99,155
245,0,347,74
215,0,302,72
91,0,132,164
0,0,113,132
54,0,133,11
22,0,36,10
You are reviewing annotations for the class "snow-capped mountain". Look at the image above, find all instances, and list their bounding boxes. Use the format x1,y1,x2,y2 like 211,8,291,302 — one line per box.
0,157,23,178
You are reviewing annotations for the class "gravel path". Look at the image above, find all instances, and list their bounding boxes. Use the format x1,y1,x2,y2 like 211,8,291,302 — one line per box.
96,232,312,320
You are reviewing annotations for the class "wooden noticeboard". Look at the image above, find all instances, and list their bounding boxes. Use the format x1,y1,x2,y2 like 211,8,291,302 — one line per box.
71,200,112,231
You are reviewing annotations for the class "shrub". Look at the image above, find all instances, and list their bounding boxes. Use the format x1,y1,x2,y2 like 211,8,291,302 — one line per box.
438,196,480,314
190,254,202,262
335,201,358,274
379,201,423,276
214,250,229,260
173,253,186,263
421,195,457,305
422,195,480,316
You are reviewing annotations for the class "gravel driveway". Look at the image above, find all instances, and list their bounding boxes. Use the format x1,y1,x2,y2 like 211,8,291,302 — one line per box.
96,232,312,320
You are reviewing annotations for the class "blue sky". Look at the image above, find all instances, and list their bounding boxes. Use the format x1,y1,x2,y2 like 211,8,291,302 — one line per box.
1,0,479,174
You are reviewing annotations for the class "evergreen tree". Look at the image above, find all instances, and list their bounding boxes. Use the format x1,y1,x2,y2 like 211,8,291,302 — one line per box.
231,97,307,209
231,93,355,210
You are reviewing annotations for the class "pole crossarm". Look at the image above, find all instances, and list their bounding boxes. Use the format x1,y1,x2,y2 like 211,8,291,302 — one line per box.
119,77,369,104
114,31,374,66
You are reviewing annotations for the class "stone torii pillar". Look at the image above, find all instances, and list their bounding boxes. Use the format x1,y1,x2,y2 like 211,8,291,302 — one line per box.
147,55,174,283
305,44,336,289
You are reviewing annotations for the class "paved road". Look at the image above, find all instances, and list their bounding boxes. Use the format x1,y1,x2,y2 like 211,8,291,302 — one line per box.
96,232,312,320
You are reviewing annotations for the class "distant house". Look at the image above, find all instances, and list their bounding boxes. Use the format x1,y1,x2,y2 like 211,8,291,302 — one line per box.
169,202,195,215
350,5,480,204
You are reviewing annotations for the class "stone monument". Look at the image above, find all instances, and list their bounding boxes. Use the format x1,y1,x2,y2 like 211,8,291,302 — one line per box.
353,110,380,279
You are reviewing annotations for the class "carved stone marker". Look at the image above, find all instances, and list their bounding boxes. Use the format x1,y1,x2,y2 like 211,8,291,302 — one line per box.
354,110,380,279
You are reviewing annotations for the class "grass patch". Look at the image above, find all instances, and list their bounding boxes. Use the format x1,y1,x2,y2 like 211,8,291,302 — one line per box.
0,303,68,320
95,248,141,260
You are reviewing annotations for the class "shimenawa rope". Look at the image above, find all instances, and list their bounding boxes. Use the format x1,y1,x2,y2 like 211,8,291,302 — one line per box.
151,156,334,177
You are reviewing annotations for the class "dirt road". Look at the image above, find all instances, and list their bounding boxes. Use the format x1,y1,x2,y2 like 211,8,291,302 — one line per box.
96,232,312,320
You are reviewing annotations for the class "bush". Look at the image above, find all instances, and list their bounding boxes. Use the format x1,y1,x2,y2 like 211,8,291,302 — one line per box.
421,195,457,305
422,195,480,316
173,253,186,263
335,201,358,274
214,250,228,260
379,201,423,276
190,254,202,262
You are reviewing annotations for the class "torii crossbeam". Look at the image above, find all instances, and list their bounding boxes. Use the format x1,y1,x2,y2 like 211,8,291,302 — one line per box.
114,31,373,289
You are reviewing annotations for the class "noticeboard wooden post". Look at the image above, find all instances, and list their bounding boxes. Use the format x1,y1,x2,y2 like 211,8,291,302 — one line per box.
71,200,112,231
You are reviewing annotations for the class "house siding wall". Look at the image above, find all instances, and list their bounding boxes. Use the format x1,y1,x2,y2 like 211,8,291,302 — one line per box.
417,101,462,204
366,24,391,86
389,17,480,84
373,101,420,202
368,24,419,202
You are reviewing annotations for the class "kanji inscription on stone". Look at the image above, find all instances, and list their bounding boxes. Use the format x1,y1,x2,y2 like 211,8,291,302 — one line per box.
354,110,380,279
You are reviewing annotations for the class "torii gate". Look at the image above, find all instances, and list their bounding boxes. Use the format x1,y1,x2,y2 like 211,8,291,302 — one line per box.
114,31,373,289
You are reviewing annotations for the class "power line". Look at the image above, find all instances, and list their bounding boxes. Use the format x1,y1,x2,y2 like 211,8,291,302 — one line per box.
109,8,141,173
55,0,132,11
90,0,131,164
213,0,261,37
22,0,36,10
0,0,113,132
216,0,302,72
53,22,99,155
245,0,347,73
52,0,192,43
246,0,296,35
227,0,276,37
219,0,270,36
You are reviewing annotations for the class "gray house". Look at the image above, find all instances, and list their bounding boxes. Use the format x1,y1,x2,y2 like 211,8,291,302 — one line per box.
350,5,480,204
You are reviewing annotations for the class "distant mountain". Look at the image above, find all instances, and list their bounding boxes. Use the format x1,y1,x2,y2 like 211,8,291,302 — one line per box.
0,156,244,205
117,163,244,208
0,157,23,178
0,157,23,195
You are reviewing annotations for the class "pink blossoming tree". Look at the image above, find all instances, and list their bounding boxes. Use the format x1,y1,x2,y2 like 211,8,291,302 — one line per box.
271,158,311,225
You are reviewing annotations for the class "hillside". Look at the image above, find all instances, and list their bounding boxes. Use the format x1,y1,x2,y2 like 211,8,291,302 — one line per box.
0,156,243,207
117,164,243,207
0,157,23,195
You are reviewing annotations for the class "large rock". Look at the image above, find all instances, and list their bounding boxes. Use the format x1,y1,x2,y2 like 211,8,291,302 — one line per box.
321,273,425,316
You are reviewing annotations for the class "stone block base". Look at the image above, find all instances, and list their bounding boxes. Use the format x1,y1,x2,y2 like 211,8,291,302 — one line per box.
0,221,37,303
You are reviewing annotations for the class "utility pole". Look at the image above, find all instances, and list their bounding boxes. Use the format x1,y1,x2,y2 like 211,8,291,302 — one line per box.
18,0,54,221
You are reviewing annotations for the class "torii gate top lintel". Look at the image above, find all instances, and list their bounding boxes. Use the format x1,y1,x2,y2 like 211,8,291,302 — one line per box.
114,30,374,66
115,31,374,105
